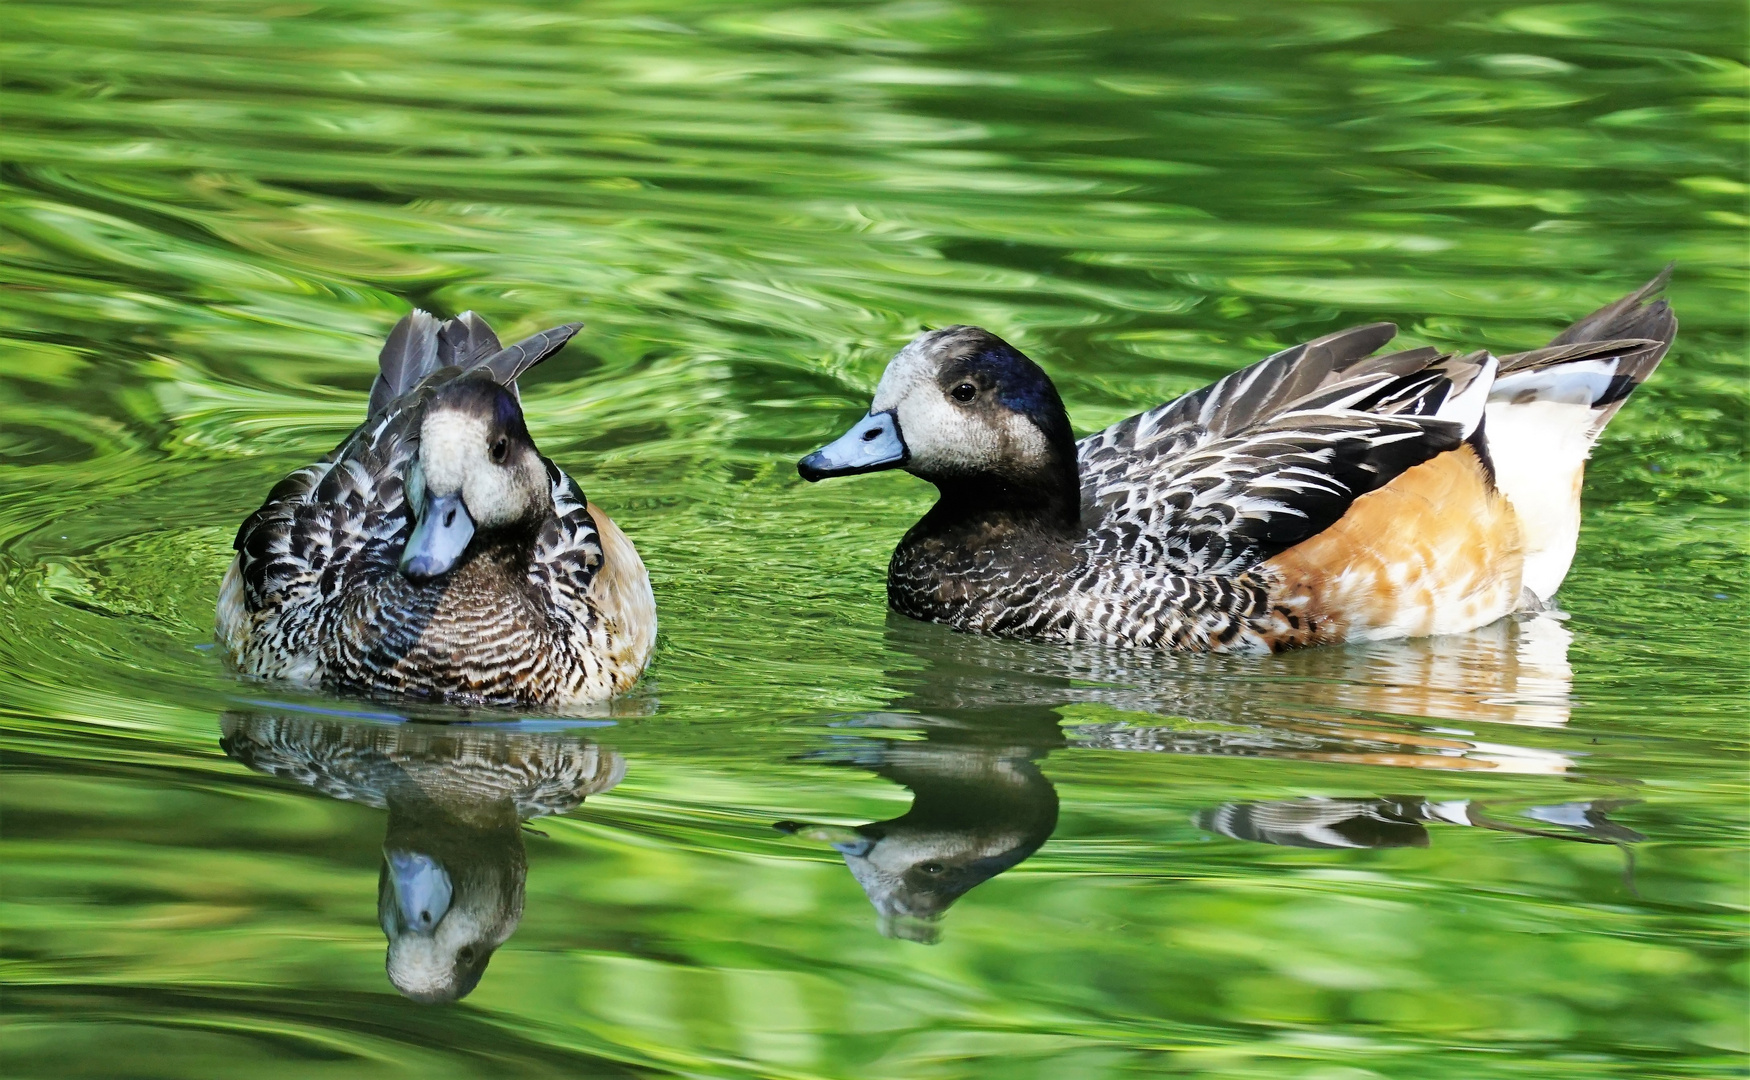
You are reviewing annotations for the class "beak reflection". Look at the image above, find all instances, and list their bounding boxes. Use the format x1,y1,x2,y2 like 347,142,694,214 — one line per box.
386,849,454,934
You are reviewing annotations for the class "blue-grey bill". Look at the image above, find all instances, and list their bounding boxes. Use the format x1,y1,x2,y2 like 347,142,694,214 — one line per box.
399,492,474,580
797,410,908,481
831,836,877,858
386,850,453,934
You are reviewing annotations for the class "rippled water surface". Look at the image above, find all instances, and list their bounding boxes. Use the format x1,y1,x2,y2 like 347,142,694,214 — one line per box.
2,1,1747,1076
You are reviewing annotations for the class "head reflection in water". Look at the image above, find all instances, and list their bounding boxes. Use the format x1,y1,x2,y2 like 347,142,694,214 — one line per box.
373,785,526,1003
220,712,625,1001
780,718,1061,943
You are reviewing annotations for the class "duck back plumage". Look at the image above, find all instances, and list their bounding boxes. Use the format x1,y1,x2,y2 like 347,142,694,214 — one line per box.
1076,325,1496,577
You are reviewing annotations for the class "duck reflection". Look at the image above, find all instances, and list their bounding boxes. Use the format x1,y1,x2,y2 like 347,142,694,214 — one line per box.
885,609,1583,772
1197,796,1644,850
220,711,623,1002
792,610,1635,938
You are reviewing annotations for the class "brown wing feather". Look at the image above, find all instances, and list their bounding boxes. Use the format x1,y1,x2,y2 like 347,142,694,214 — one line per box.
583,504,657,693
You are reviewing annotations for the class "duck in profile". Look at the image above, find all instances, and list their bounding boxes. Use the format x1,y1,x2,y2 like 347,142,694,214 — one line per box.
218,311,655,706
800,273,1676,651
221,710,627,1002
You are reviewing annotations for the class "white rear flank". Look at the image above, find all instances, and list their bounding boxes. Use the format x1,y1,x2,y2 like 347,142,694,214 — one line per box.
1481,271,1676,603
1483,392,1601,602
1492,358,1627,419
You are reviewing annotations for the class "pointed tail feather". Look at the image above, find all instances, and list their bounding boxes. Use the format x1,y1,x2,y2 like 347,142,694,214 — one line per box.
367,310,442,418
366,311,582,417
1546,263,1674,348
435,310,502,370
478,323,585,390
1484,270,1678,602
1497,262,1675,436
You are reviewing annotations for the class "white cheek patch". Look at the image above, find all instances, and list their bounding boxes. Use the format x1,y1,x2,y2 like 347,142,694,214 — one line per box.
420,412,488,498
997,410,1052,469
871,338,933,413
875,342,1000,474
465,464,530,529
419,409,539,528
890,383,1053,477
386,909,487,999
898,388,1002,473
869,330,1054,478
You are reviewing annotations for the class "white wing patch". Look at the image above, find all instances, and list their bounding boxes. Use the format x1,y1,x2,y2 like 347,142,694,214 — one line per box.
1491,358,1622,407
1433,353,1496,439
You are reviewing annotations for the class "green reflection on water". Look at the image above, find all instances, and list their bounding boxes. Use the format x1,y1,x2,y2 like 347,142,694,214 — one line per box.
1,0,1745,1076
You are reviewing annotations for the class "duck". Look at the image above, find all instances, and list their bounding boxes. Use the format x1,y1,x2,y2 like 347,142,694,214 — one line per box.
221,709,626,1001
799,272,1676,652
218,310,656,706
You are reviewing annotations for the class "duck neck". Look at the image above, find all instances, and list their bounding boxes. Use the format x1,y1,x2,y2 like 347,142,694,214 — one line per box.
920,458,1081,538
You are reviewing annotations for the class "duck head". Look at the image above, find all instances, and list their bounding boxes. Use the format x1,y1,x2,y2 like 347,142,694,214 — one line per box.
401,373,553,581
799,327,1080,525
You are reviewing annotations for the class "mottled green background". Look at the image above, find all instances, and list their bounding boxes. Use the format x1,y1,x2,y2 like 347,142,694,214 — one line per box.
1,1,1746,1077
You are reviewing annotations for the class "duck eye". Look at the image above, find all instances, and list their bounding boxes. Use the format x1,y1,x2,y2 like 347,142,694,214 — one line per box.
951,382,977,403
489,437,508,463
921,861,945,875
457,946,476,965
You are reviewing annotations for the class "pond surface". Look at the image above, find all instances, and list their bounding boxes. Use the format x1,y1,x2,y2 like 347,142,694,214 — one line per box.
2,1,1746,1076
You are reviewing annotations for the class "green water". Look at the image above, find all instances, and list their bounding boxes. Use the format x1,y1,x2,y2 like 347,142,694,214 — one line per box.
2,0,1746,1075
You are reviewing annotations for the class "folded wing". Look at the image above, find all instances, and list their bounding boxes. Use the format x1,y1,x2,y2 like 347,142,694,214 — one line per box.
1079,327,1498,577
